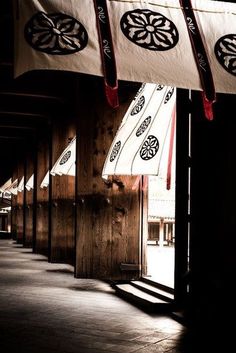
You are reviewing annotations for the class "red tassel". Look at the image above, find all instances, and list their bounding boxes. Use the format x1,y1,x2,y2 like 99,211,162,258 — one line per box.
202,93,214,121
105,82,119,109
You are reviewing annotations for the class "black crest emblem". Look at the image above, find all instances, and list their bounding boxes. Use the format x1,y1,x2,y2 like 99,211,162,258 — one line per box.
140,135,159,160
136,116,152,137
131,96,145,115
24,12,88,55
214,34,236,76
120,9,179,51
60,151,71,165
164,87,174,103
110,141,121,162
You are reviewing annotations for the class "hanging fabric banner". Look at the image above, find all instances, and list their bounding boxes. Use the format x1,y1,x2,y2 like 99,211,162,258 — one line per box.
102,83,176,182
0,178,12,193
17,176,24,192
5,179,18,195
40,171,49,189
25,174,34,191
50,136,76,177
14,0,236,95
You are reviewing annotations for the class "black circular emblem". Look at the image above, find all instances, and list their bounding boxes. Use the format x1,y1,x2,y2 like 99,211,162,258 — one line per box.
131,96,145,115
24,12,88,55
120,9,179,51
214,34,236,76
136,116,152,137
59,150,71,165
140,135,159,160
110,141,121,162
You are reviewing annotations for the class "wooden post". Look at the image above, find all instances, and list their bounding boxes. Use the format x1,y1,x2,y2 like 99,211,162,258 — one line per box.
174,89,190,306
190,91,236,325
159,219,164,247
24,154,35,248
75,76,141,280
35,126,51,256
11,160,25,243
50,118,76,265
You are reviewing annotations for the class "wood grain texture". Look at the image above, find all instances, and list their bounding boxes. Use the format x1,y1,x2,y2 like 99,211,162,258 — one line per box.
75,77,141,280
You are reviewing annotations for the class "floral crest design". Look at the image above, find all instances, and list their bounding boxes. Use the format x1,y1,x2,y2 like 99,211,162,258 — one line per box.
59,151,71,165
136,116,152,137
140,135,159,160
164,87,174,103
24,12,88,55
110,141,121,162
120,9,179,51
156,84,164,90
214,34,236,76
135,83,146,98
131,96,145,115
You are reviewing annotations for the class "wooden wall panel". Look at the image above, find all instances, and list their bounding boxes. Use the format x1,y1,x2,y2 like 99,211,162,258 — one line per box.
75,77,141,280
50,119,76,265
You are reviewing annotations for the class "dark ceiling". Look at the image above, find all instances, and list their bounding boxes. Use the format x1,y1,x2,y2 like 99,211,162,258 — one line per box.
0,1,79,185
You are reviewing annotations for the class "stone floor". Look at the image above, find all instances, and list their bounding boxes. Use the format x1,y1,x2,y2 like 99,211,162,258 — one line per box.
0,238,229,353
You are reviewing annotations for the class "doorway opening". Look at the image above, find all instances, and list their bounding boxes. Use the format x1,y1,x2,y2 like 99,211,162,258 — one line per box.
141,90,191,301
142,173,176,290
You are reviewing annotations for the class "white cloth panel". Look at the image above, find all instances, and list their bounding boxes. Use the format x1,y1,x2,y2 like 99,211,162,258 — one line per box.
50,136,76,176
102,83,176,178
0,178,12,192
14,0,236,94
40,171,49,188
25,174,34,191
66,163,76,177
17,176,24,192
5,179,18,195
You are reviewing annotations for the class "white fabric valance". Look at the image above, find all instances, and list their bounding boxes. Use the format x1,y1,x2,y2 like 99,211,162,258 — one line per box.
14,0,236,94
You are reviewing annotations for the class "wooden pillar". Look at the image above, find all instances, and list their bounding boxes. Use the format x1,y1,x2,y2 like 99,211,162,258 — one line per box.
11,160,25,243
174,89,190,305
190,92,236,325
24,153,35,248
11,179,18,241
159,219,164,247
110,176,140,280
75,76,141,281
50,118,76,265
35,127,51,256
